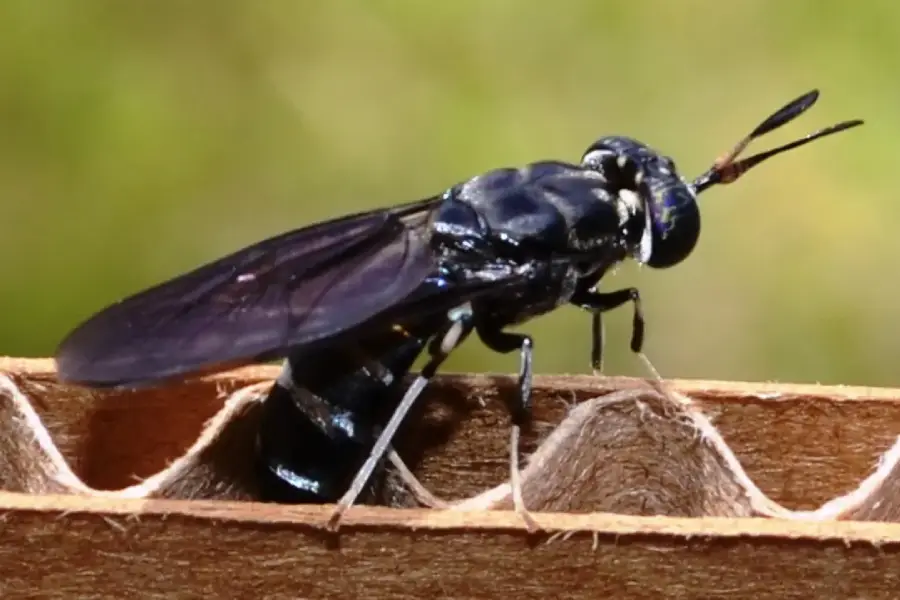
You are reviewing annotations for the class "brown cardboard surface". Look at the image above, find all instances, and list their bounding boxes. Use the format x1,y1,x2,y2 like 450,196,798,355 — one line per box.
2,495,900,599
3,357,900,598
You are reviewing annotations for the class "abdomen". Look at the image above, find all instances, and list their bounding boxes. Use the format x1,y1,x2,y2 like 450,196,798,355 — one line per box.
255,325,431,504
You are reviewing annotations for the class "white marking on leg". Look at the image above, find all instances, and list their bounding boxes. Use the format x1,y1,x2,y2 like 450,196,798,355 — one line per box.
440,320,465,355
275,359,293,388
329,375,430,529
441,302,473,354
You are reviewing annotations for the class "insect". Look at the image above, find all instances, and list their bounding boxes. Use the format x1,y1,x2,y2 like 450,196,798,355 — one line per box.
54,89,862,530
255,318,439,506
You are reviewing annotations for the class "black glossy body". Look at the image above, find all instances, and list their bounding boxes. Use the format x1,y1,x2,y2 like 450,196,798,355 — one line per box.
256,321,433,503
54,90,861,506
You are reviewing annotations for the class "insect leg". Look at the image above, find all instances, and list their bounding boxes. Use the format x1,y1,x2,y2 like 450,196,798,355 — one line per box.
575,287,679,405
327,305,474,531
476,328,534,425
590,312,605,374
572,287,644,370
476,325,540,532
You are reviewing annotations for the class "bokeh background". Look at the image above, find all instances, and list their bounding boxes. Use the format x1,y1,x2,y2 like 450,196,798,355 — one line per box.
1,1,898,387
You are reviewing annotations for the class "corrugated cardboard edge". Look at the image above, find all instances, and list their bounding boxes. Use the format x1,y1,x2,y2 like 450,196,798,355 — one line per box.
5,358,900,597
3,491,900,540
4,356,900,520
2,493,900,599
9,355,900,400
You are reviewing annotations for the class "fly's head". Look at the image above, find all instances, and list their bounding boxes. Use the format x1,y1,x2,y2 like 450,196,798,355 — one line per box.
582,136,699,269
581,90,863,270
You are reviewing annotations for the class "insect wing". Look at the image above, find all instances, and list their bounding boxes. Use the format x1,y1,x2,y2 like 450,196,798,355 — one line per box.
55,200,441,387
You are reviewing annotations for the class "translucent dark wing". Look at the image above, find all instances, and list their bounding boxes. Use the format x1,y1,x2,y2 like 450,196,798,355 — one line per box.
55,199,443,387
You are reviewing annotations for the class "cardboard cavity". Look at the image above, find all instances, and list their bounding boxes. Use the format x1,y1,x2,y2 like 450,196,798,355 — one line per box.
8,358,900,598
2,357,900,522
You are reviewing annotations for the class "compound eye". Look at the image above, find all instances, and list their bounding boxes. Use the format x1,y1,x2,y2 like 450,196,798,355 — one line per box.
646,187,701,269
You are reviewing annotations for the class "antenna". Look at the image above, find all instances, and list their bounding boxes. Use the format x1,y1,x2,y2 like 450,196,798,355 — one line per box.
691,90,863,194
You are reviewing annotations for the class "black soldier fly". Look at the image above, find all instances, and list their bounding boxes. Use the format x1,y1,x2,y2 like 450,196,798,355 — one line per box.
54,89,862,531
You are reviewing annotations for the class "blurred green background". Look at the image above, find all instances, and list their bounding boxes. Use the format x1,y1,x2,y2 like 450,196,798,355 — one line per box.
1,1,898,387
